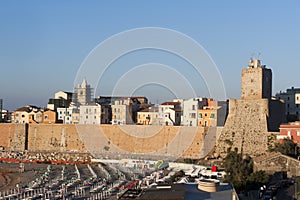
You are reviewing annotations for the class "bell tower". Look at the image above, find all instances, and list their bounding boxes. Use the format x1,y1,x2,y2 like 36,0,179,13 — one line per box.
75,79,93,105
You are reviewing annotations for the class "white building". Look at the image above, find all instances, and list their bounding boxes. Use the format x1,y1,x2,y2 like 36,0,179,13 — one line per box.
111,98,133,125
158,102,181,126
79,104,102,124
57,106,79,124
47,91,73,110
182,98,208,126
296,93,300,105
276,87,300,121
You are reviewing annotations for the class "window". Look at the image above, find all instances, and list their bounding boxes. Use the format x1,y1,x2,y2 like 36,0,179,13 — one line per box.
86,116,88,119
44,115,48,119
210,113,215,119
191,113,196,118
251,79,254,83
22,114,25,118
86,108,88,113
192,105,195,110
94,116,96,119
297,131,300,136
204,113,208,117
287,97,290,101
199,113,202,118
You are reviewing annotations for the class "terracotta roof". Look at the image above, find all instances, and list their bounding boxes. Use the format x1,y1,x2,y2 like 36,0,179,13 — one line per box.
170,108,182,112
161,102,180,106
15,107,31,112
139,107,159,112
253,152,282,163
14,105,42,113
253,152,300,164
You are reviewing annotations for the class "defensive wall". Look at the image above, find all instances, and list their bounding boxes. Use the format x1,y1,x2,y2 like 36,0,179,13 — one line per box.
0,124,223,160
213,98,284,158
214,99,270,157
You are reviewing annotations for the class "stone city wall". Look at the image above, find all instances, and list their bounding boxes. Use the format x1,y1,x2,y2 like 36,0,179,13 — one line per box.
0,123,25,151
0,124,221,159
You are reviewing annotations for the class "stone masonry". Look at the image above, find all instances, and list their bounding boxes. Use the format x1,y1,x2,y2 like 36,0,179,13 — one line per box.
214,59,283,157
214,99,270,157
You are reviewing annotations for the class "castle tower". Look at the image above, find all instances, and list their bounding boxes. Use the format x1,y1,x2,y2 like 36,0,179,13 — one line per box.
75,79,93,105
241,59,272,100
213,59,283,158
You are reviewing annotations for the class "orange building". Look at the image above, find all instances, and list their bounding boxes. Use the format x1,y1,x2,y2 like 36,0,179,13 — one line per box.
42,109,57,124
198,100,228,127
198,107,217,127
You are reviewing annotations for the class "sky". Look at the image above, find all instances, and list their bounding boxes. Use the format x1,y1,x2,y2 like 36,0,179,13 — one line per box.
0,1,300,111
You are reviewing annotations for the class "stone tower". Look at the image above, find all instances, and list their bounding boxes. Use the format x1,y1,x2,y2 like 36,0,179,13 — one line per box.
213,59,284,158
74,79,92,105
241,59,272,100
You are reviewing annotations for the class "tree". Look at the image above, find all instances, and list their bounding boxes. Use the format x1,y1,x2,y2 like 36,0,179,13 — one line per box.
272,138,299,158
223,148,253,191
247,170,269,190
223,149,269,192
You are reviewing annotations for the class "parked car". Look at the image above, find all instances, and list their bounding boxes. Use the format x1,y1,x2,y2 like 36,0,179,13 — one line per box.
268,184,279,195
263,190,274,200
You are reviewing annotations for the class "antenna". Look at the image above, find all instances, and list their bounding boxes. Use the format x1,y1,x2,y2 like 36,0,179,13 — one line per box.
258,52,261,60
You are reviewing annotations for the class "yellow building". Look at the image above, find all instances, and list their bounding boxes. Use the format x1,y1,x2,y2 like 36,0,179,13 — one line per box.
14,105,43,124
198,107,217,127
137,107,159,125
198,100,228,127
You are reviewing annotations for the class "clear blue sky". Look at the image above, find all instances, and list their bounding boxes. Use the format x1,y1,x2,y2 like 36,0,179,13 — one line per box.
1,1,299,111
